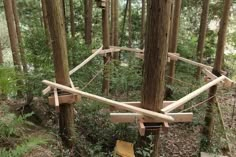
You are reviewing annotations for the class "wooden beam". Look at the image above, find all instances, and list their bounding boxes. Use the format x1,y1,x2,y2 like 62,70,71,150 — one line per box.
161,75,226,113
202,68,217,80
92,47,120,54
110,112,193,123
110,46,144,53
110,101,182,111
42,46,103,95
42,80,175,122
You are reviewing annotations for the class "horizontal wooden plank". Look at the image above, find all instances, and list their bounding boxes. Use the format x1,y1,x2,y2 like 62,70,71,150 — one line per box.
48,94,81,106
110,112,193,123
43,80,175,122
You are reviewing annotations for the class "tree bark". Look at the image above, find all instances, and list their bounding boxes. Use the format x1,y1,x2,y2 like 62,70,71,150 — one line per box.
142,1,171,156
120,0,128,46
84,0,93,45
140,0,146,49
69,0,75,38
41,0,51,47
102,0,111,96
12,0,28,74
45,0,75,148
196,0,210,80
168,0,182,84
202,0,232,149
3,0,23,97
111,0,119,60
128,0,132,47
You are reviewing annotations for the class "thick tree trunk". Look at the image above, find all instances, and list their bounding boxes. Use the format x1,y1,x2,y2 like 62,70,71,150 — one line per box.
45,0,75,148
111,0,119,60
0,42,3,64
3,0,23,97
128,0,132,47
69,0,75,38
202,0,232,149
41,0,51,47
12,0,28,74
168,0,182,84
140,0,146,49
84,0,93,45
196,0,210,80
142,1,171,156
102,0,111,96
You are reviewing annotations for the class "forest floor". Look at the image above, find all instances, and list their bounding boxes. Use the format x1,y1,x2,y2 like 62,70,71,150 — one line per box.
0,86,235,157
160,87,236,157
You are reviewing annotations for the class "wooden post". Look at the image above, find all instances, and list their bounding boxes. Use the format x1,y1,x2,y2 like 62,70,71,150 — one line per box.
196,0,210,80
168,0,182,84
142,1,171,156
102,0,111,96
45,0,74,148
202,0,232,149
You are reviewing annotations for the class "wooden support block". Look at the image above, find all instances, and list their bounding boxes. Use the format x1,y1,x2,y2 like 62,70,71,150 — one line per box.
48,94,81,106
53,88,60,112
162,122,169,134
138,120,145,136
110,112,193,123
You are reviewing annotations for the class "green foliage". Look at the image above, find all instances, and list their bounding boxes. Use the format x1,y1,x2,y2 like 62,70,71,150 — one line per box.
0,65,18,96
0,137,47,157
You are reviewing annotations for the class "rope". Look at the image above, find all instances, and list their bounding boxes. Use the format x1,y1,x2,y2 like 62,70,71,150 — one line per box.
166,75,198,88
81,61,109,90
179,95,215,113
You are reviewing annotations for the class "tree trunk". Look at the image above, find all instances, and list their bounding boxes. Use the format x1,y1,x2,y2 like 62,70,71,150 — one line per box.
102,0,111,96
45,0,75,148
140,0,146,49
142,1,171,156
84,0,93,45
41,0,51,47
128,0,132,47
111,0,119,60
196,0,210,80
168,1,174,51
12,0,28,74
168,0,182,84
120,0,128,46
202,0,232,149
0,42,3,64
3,0,23,97
69,0,75,38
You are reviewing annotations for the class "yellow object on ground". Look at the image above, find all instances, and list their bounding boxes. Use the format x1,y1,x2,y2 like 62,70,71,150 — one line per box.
114,140,135,157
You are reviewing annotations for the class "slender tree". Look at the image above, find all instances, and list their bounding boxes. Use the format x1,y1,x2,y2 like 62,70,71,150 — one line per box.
128,0,132,47
142,1,171,156
84,0,93,45
12,0,28,74
111,0,119,59
196,0,210,80
140,0,146,49
120,0,128,46
102,0,111,96
41,0,51,47
202,0,232,149
69,0,75,38
45,0,75,148
3,0,23,97
168,0,182,84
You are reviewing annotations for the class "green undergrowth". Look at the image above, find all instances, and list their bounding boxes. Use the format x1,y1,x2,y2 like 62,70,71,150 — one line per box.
0,104,48,157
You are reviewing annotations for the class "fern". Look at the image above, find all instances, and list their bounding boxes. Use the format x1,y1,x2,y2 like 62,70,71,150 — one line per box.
0,137,47,157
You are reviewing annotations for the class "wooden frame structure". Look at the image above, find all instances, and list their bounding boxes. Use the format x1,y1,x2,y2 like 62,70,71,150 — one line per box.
42,45,234,136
